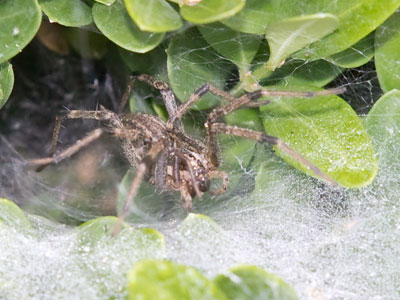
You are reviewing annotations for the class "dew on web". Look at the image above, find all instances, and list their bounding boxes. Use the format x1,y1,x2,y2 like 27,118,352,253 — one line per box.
0,17,399,300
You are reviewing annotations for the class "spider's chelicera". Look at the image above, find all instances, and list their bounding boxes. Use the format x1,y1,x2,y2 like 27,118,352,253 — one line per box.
28,74,343,233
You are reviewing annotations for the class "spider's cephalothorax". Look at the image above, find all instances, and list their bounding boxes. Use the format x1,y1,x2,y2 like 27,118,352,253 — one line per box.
28,74,342,233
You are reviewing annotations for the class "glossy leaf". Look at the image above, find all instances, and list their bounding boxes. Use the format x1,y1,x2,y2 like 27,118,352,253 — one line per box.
0,198,32,231
124,0,182,32
0,0,41,64
167,27,233,110
221,0,280,34
294,0,400,60
214,265,298,300
92,0,164,53
263,59,342,88
222,0,400,60
265,14,338,71
39,0,92,27
375,10,400,93
127,259,227,300
365,90,400,168
180,0,245,24
0,62,14,109
329,34,374,68
198,23,262,72
260,87,378,188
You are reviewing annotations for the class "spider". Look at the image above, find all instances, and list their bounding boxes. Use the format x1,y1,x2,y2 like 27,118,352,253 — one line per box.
27,74,343,234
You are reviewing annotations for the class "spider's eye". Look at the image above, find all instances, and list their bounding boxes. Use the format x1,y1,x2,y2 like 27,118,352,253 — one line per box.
198,177,210,192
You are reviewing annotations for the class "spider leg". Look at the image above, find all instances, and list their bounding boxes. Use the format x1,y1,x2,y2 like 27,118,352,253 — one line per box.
33,109,121,172
203,86,345,170
211,123,338,186
27,128,104,168
203,93,257,167
175,150,202,199
133,74,184,132
111,139,164,236
168,85,345,127
167,84,237,128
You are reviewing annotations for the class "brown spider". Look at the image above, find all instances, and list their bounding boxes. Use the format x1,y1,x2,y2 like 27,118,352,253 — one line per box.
28,74,342,234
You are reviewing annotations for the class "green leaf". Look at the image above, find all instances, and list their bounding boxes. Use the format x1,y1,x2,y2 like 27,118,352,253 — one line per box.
294,0,400,60
124,0,182,32
127,259,227,300
263,59,342,88
76,216,165,253
94,0,116,5
260,87,378,188
0,198,32,232
180,0,245,24
167,27,233,110
222,0,400,60
375,10,400,93
328,34,374,68
198,23,262,73
0,0,41,64
92,0,165,53
365,90,400,169
0,62,14,109
221,0,280,35
265,14,338,71
39,0,92,27
214,265,298,300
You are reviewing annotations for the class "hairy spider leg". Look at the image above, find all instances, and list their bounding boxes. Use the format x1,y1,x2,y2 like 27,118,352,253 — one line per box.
169,85,346,125
112,140,165,236
212,123,337,186
165,84,345,169
129,74,184,132
28,128,104,167
167,83,238,129
207,91,338,186
29,108,121,170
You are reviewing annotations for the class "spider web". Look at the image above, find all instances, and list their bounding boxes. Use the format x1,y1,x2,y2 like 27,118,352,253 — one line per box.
1,22,399,300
